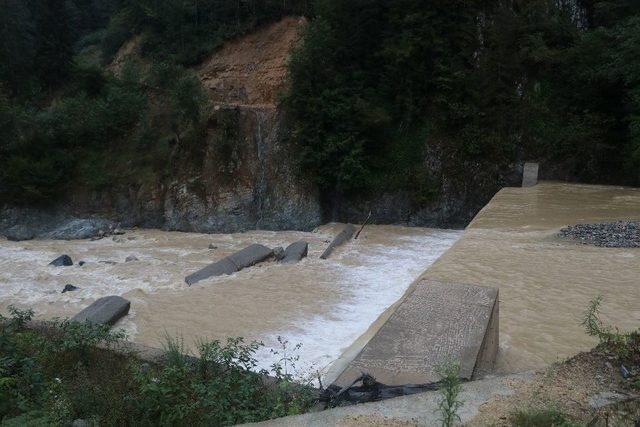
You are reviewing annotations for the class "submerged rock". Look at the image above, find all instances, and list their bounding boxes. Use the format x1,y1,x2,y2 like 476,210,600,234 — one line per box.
62,284,79,293
49,255,73,267
125,255,139,262
208,243,218,249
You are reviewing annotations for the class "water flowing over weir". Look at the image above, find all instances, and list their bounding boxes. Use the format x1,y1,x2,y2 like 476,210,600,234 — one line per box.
0,224,460,376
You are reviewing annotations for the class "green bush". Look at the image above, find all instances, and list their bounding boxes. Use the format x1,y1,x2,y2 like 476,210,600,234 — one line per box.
0,307,315,426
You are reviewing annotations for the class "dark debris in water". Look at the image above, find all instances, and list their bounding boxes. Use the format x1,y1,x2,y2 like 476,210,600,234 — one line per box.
558,221,640,248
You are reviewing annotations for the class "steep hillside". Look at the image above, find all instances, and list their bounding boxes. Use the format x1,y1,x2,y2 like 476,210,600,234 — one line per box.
0,18,320,239
198,16,305,107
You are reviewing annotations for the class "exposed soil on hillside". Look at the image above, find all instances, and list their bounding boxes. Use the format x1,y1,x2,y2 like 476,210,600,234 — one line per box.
197,16,306,107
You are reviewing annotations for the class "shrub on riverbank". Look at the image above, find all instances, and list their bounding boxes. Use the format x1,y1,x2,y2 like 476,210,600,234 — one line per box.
583,296,640,390
0,307,315,426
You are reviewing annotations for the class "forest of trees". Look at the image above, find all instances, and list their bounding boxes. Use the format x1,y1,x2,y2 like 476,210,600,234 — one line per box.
0,0,639,208
285,0,640,204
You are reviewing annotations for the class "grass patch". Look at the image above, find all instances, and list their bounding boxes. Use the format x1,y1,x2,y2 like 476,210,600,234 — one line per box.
509,408,581,427
0,306,315,426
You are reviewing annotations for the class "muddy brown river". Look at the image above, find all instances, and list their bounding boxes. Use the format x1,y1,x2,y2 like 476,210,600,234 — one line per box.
2,181,638,380
0,224,460,376
425,182,640,374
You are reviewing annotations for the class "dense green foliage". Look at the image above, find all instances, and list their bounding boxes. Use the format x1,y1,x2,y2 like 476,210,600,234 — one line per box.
1,0,640,210
0,0,307,205
582,295,640,389
0,307,314,425
285,0,640,201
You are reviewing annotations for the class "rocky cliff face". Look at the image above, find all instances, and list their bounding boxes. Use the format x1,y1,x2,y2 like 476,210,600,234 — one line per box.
0,17,321,240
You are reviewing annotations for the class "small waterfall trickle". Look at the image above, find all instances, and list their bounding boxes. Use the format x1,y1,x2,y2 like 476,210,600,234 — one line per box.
252,107,270,229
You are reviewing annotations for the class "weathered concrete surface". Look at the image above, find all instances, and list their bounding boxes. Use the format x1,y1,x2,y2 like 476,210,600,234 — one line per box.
282,240,308,263
320,224,356,259
185,258,238,285
242,372,532,427
522,162,539,187
227,244,273,269
71,295,130,326
185,244,273,285
335,280,499,386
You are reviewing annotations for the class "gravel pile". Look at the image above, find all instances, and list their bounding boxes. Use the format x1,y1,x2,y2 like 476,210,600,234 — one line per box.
558,221,640,248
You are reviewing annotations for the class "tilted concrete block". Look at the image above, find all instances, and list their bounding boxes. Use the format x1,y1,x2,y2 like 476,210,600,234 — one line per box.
71,295,130,326
320,224,356,259
282,241,308,263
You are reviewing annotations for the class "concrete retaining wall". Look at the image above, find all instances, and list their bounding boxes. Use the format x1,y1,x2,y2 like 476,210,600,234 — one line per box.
334,279,499,386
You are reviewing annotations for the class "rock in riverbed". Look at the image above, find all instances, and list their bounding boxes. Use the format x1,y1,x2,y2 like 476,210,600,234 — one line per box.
62,284,79,293
49,255,73,267
558,221,640,248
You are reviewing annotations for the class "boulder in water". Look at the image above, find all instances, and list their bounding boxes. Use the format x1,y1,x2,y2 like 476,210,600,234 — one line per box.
71,295,130,326
282,241,308,263
49,255,73,267
125,255,139,262
62,284,79,293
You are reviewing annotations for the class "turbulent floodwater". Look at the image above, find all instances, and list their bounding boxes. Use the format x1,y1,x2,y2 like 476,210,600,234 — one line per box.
425,182,640,374
0,224,460,377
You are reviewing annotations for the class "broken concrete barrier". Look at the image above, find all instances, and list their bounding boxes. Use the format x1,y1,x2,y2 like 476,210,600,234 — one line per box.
185,244,273,286
227,244,273,269
334,280,498,386
71,295,131,326
49,254,73,267
320,225,356,259
282,241,309,263
522,162,539,187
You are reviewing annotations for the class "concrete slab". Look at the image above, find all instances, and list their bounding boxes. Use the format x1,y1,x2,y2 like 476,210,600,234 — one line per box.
522,162,539,187
282,240,308,263
334,280,499,386
227,244,273,269
320,224,356,259
185,258,238,285
71,295,130,326
242,372,532,427
184,244,273,285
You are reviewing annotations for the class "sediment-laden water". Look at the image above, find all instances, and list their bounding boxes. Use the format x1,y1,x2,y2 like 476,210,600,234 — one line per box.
0,224,460,377
425,182,640,374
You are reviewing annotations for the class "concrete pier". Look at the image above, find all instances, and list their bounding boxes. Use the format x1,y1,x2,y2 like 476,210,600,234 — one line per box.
522,162,539,187
334,279,499,386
